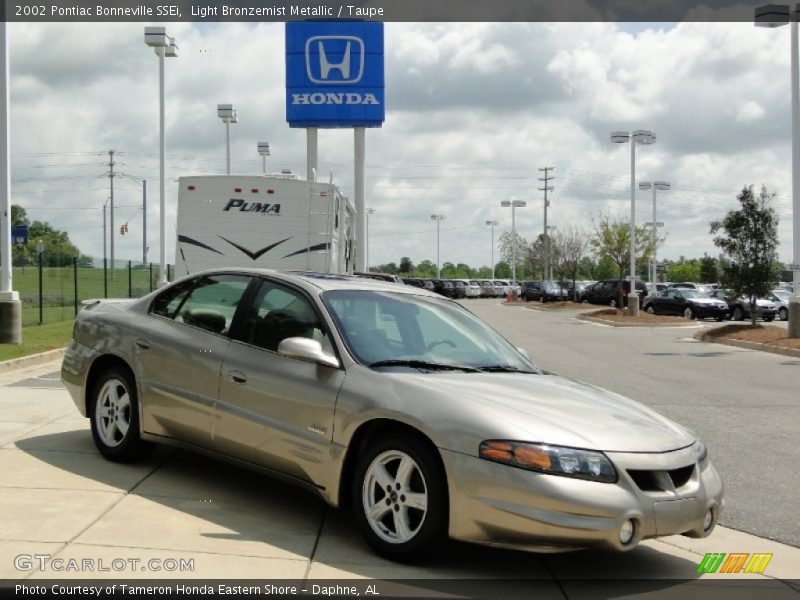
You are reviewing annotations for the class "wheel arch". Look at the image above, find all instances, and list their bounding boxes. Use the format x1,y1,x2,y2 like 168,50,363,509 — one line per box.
337,418,449,514
84,354,137,416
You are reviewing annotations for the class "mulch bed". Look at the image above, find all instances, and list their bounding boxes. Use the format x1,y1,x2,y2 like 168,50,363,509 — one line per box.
527,301,587,310
697,324,800,350
586,309,689,324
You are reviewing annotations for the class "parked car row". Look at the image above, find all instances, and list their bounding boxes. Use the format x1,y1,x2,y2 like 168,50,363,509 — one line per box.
642,288,782,322
402,278,520,299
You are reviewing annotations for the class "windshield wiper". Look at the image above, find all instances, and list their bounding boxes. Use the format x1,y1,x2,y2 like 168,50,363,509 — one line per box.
368,359,479,372
474,365,537,373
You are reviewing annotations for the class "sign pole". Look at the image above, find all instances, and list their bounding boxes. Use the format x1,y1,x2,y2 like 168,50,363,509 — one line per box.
307,127,318,181
354,127,366,271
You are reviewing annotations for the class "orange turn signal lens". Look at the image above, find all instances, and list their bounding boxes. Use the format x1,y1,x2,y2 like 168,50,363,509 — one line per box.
479,441,514,462
513,445,552,470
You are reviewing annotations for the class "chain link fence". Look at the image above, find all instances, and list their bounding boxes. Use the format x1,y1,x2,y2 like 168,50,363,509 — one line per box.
13,257,174,326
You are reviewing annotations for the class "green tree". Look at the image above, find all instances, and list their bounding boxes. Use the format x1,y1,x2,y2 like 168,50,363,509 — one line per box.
589,214,656,305
699,256,719,283
710,185,780,326
11,205,29,227
494,261,511,278
666,258,701,283
415,259,436,279
399,256,414,275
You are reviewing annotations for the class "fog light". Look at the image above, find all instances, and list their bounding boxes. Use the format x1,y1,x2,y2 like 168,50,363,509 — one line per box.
619,519,635,545
703,509,714,532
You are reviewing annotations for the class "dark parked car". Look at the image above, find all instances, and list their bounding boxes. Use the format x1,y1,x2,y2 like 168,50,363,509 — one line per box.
431,279,456,298
584,279,649,308
451,280,467,299
521,281,567,302
708,289,777,322
402,278,424,288
478,280,496,298
353,271,403,283
642,289,730,321
420,280,436,292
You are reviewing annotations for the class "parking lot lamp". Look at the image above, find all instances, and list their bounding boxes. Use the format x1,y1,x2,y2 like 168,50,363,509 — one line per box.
257,142,271,175
217,104,238,175
756,4,800,336
611,130,656,315
144,27,177,288
639,181,670,287
366,208,375,272
486,220,499,278
546,225,557,279
431,214,445,278
500,198,526,285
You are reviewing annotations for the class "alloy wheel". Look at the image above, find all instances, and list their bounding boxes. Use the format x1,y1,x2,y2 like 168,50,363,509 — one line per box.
362,450,428,544
95,378,131,448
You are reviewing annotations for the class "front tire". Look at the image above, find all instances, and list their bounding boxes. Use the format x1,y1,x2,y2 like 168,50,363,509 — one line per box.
684,307,694,320
353,434,448,562
609,299,618,309
732,306,744,321
89,367,152,462
645,305,655,314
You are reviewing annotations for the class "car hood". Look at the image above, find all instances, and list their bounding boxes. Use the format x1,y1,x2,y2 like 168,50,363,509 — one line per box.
397,371,694,453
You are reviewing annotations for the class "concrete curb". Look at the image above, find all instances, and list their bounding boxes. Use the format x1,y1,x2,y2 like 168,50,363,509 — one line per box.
693,332,800,358
524,304,592,313
0,348,66,374
576,314,700,328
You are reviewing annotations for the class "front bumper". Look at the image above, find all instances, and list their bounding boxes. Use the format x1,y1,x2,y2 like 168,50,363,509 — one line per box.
442,445,723,553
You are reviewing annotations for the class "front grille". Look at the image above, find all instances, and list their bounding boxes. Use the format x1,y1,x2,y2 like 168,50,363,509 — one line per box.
627,465,695,492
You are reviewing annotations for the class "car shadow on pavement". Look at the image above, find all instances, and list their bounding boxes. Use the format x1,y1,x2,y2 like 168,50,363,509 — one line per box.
13,428,712,596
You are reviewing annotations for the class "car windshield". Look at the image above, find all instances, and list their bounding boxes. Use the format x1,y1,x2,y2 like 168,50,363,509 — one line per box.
322,290,537,373
681,290,708,299
773,290,790,301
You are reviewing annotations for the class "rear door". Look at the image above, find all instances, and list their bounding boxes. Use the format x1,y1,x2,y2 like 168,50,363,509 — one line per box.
214,278,344,485
135,273,253,448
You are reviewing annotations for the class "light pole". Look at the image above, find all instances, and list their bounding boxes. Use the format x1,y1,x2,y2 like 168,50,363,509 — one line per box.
217,104,238,175
500,198,527,285
430,214,445,278
144,26,178,288
0,21,21,344
366,208,375,272
756,4,800,337
257,141,271,175
611,129,656,315
486,220,499,278
639,181,670,287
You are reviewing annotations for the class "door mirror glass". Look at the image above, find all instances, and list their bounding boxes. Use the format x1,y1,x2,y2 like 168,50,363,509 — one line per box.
278,337,340,368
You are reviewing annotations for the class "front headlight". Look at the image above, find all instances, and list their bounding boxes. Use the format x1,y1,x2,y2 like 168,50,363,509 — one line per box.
479,440,617,483
694,440,708,465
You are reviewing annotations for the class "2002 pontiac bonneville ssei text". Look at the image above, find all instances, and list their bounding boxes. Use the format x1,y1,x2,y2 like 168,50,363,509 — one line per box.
61,269,723,561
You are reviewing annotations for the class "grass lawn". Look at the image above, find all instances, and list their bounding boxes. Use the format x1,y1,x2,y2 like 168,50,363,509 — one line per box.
0,321,74,362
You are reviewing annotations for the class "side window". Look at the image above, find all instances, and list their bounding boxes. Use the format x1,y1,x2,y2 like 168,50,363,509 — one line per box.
241,280,331,354
150,281,194,318
170,275,251,335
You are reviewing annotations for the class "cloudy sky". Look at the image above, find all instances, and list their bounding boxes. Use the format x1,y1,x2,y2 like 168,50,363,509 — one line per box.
7,20,795,270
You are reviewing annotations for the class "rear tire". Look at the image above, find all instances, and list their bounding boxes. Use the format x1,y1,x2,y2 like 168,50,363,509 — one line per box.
764,316,774,322
609,299,618,309
352,433,448,563
89,367,153,463
779,307,788,321
732,306,744,321
645,305,655,314
684,307,694,320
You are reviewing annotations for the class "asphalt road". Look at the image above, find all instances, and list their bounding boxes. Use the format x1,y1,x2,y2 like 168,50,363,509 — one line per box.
465,299,800,549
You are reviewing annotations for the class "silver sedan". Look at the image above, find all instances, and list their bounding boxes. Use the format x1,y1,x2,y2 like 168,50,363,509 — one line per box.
61,269,723,561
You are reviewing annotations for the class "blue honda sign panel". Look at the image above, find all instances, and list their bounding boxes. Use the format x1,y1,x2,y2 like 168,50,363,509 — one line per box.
286,21,385,128
11,225,28,245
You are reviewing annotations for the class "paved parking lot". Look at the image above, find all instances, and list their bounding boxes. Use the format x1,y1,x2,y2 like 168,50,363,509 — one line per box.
1,304,799,594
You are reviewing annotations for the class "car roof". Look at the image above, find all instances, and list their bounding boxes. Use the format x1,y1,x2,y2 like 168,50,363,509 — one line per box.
180,268,439,297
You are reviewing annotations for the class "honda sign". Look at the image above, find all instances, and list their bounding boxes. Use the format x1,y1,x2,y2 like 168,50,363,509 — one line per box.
286,22,384,128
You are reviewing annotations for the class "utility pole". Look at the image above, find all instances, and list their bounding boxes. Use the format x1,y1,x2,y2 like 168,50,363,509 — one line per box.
538,166,554,280
108,150,115,280
142,179,147,265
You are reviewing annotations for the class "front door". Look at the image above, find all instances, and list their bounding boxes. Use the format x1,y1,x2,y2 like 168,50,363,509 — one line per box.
214,278,344,486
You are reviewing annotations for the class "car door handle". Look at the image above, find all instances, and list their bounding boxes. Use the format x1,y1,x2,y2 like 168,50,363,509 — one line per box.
228,370,247,385
135,338,150,350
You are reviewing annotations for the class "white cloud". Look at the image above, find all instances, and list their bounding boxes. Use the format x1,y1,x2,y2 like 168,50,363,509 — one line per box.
5,21,796,274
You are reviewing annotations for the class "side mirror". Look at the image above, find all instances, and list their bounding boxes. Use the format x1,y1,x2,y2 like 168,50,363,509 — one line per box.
278,337,340,369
